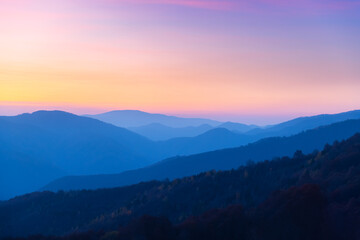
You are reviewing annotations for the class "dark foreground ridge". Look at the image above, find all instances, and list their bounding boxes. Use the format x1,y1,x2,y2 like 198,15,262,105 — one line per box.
2,133,360,239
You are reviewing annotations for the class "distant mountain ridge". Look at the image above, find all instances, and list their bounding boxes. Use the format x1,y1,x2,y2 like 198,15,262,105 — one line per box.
43,118,360,192
128,123,213,141
157,128,251,157
2,109,360,199
84,110,222,128
86,109,360,141
248,109,360,137
217,121,258,133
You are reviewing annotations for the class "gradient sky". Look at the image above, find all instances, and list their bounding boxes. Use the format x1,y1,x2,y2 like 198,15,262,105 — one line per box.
1,0,360,124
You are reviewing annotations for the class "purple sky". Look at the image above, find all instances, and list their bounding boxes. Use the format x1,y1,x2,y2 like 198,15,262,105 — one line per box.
0,0,359,124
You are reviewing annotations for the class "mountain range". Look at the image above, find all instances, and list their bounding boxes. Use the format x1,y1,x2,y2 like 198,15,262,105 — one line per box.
2,133,360,239
0,111,157,199
88,109,360,141
84,110,222,128
128,122,260,141
43,118,360,192
1,109,360,200
247,109,360,137
128,123,214,141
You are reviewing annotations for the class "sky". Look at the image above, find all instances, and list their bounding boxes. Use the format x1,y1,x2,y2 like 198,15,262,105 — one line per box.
0,0,360,124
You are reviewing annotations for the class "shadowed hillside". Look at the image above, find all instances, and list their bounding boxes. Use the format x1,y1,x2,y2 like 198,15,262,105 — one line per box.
44,119,360,192
157,128,252,157
2,133,360,239
0,111,249,199
2,110,360,200
0,111,157,199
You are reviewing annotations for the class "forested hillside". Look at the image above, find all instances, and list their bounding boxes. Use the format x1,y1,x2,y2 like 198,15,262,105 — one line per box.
2,133,360,239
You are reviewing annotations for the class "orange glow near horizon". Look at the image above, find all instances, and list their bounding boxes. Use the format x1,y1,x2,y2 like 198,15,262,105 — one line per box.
1,0,360,124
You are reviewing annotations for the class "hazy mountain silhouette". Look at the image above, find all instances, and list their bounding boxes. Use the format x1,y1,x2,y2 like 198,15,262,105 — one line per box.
43,119,360,192
128,121,258,141
128,123,213,141
86,110,360,142
217,121,258,133
0,111,252,199
0,112,251,199
0,111,158,199
248,109,360,138
84,110,221,128
157,128,252,157
3,109,360,199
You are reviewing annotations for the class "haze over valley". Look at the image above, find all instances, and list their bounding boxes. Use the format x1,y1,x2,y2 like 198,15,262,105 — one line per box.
1,0,359,239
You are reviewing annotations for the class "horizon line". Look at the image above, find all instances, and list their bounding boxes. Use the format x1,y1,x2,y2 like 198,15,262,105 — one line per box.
1,107,359,126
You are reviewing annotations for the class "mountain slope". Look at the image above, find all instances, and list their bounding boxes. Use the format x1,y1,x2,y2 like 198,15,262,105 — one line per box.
128,121,258,141
128,123,213,141
85,110,221,128
3,133,360,238
0,111,158,199
127,109,360,147
249,109,360,137
157,128,252,157
3,109,360,199
0,111,250,200
0,111,255,199
43,119,360,192
217,121,258,133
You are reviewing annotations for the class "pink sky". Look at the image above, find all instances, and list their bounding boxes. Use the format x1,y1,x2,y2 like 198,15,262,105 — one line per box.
0,0,359,124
